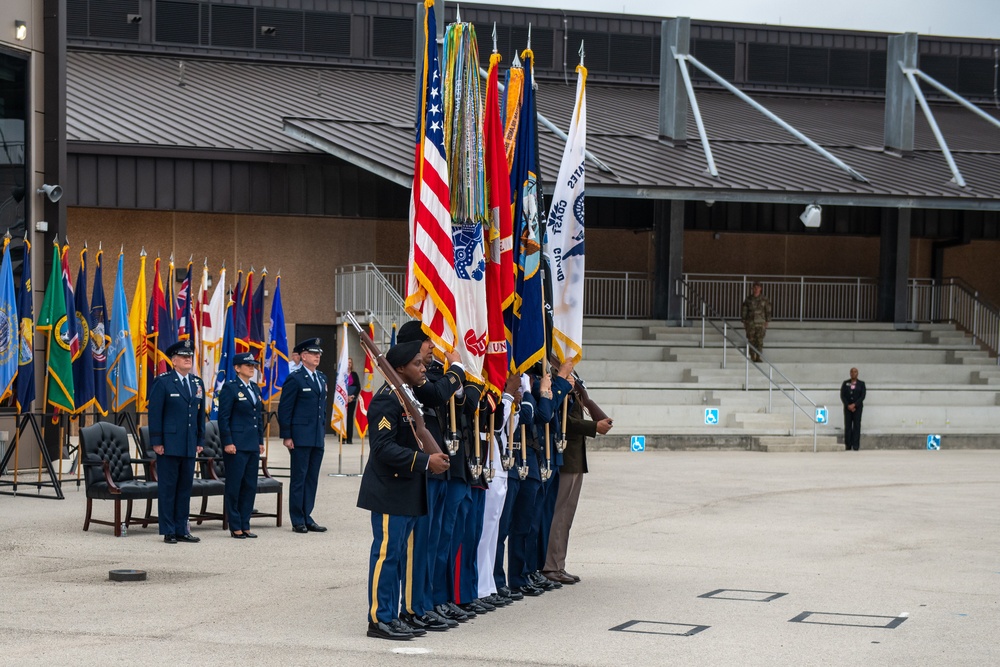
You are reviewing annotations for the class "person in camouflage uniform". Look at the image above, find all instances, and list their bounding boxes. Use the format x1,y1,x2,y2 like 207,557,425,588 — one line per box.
740,281,772,362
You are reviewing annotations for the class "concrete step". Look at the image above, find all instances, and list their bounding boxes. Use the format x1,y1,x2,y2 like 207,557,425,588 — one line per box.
751,436,842,452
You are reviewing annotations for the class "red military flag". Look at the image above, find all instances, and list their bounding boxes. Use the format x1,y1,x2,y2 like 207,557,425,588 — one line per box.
354,322,375,439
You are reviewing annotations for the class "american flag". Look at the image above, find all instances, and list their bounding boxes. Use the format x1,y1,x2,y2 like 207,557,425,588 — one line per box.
404,0,457,351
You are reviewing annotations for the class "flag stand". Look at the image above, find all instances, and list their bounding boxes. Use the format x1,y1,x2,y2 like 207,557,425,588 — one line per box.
328,433,363,478
0,412,65,499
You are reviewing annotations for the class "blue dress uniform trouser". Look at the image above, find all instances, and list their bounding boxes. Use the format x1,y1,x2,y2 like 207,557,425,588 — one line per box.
289,447,324,527
508,477,541,588
434,479,470,606
537,467,560,568
494,475,521,590
368,513,417,624
455,486,487,603
403,477,447,617
157,455,196,536
223,450,259,531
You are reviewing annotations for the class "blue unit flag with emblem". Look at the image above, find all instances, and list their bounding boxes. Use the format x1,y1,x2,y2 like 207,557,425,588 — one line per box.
72,248,96,414
108,251,138,412
15,238,34,412
0,238,19,403
90,249,110,415
210,299,237,419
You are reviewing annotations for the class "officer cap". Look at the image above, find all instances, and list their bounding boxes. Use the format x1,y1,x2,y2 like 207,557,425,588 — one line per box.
293,338,323,354
233,352,259,366
396,321,429,344
166,339,195,358
386,340,424,369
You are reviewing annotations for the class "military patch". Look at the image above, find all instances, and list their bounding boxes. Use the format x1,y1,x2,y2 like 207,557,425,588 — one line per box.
378,416,391,431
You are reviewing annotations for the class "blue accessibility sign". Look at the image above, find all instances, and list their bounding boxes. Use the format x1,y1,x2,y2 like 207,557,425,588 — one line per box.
704,408,719,425
815,407,828,424
926,435,941,450
630,436,646,452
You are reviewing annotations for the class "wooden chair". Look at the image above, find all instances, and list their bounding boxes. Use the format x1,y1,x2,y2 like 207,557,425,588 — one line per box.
201,420,283,526
81,422,158,537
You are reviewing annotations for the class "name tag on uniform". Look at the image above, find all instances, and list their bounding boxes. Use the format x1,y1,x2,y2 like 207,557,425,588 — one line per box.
170,393,180,397
238,397,247,401
302,388,312,392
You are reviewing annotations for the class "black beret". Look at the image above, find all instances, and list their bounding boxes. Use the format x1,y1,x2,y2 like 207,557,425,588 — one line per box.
386,340,424,369
396,320,429,344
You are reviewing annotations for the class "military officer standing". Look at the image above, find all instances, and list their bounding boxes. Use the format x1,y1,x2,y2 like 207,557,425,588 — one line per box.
278,338,328,533
741,281,772,362
148,339,206,544
359,340,450,640
217,352,265,538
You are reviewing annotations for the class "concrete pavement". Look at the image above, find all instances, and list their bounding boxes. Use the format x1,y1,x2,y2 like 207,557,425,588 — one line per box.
1,447,998,666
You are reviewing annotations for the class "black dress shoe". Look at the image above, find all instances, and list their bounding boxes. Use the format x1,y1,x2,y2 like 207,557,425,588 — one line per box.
367,620,412,641
401,613,449,632
175,533,201,543
447,601,474,619
163,535,177,544
433,604,467,623
292,525,309,534
390,618,423,637
426,609,458,628
519,584,543,597
499,586,523,601
243,531,257,538
230,530,246,539
306,523,327,532
485,594,510,607
474,598,496,612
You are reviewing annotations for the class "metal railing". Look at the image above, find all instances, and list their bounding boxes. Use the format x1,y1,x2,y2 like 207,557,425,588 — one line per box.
678,277,825,449
922,278,1000,360
583,271,652,319
334,264,408,334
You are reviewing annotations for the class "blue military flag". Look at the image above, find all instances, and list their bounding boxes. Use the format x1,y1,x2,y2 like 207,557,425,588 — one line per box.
15,238,34,411
0,238,19,403
210,300,236,419
263,275,288,403
90,249,110,414
72,248,97,414
250,271,266,364
107,251,138,411
507,50,546,374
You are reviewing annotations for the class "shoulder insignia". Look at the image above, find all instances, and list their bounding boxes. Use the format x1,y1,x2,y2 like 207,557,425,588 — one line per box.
378,416,392,431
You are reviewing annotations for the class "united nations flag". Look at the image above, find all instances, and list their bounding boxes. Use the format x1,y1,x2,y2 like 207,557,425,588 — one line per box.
0,237,18,403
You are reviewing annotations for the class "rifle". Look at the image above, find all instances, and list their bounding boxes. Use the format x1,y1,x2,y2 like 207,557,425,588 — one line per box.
345,313,443,455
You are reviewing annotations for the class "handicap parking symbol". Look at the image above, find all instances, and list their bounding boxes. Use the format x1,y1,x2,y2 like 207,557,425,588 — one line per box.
704,408,719,425
630,435,646,452
815,407,828,424
926,435,941,450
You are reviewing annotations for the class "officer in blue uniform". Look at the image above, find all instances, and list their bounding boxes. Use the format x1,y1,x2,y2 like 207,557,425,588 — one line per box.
217,352,265,539
358,340,451,640
148,339,206,544
278,338,328,533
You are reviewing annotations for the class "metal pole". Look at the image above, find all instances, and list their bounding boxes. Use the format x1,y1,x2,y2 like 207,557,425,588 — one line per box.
855,277,861,322
722,320,727,369
673,49,719,177
624,272,630,320
903,68,966,187
745,346,749,390
701,303,706,348
914,69,1000,131
799,276,804,322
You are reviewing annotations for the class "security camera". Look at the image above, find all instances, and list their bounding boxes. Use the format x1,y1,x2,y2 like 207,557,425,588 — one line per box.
127,14,143,24
799,203,822,228
37,184,63,203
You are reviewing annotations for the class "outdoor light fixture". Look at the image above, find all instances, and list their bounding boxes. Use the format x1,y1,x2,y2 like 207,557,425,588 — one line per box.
15,20,27,41
260,26,277,36
799,203,822,228
127,14,143,24
37,184,63,203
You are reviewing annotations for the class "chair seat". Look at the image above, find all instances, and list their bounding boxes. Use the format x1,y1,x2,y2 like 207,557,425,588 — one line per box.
191,478,226,496
256,477,282,494
87,480,159,500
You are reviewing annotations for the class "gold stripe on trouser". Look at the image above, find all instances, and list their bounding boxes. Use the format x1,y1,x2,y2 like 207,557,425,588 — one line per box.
369,514,391,623
404,529,415,615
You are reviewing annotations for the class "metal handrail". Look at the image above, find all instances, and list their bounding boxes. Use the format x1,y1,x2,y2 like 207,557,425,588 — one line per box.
677,277,825,450
334,263,408,336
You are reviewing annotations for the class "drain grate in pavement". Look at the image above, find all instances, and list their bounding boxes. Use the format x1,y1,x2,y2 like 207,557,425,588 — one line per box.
698,588,788,602
789,611,908,629
609,620,709,637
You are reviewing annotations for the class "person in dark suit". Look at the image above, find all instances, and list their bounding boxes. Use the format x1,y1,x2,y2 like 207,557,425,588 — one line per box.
148,339,206,544
217,352,265,539
358,340,450,641
345,358,361,444
840,367,867,451
278,338,328,533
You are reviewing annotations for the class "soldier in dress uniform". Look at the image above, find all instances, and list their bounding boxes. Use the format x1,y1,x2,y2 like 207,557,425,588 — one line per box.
741,281,772,363
148,339,206,544
358,340,450,641
278,338,328,533
217,352,265,539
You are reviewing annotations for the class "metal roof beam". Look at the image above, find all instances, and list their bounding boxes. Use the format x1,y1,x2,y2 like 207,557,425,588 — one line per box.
884,33,917,154
681,53,871,184
672,47,718,178
281,120,411,189
658,18,688,144
902,67,967,188
913,69,1000,132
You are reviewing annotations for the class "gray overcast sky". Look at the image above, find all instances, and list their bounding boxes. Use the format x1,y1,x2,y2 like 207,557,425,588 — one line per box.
458,0,1000,40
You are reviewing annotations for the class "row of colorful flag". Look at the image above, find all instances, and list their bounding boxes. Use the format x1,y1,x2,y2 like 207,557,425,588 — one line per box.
0,239,292,418
405,1,588,399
